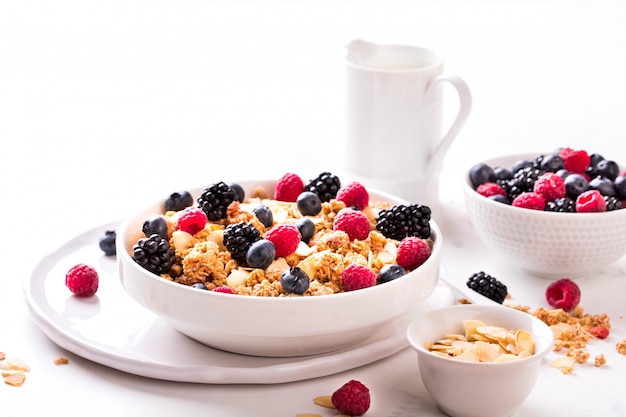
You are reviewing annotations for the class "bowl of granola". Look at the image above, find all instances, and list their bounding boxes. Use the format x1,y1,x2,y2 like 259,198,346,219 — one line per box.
117,172,441,357
464,148,626,278
406,304,554,417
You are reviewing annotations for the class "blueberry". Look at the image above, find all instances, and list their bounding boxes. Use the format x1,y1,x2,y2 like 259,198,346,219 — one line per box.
252,205,273,228
98,230,117,256
589,176,616,197
295,218,316,243
595,160,620,181
246,239,276,269
493,167,513,181
615,176,626,199
589,153,605,168
142,216,168,239
564,174,589,199
191,282,208,290
164,191,193,212
469,163,496,188
296,191,322,216
556,169,570,180
280,267,310,294
511,159,532,174
377,264,407,284
540,154,565,172
488,194,510,204
229,183,245,203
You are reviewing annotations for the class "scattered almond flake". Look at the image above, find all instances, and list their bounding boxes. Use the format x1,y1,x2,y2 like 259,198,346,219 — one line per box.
8,358,30,372
0,361,10,370
54,357,70,365
550,356,576,374
0,352,5,361
594,354,606,367
313,395,334,409
3,373,26,387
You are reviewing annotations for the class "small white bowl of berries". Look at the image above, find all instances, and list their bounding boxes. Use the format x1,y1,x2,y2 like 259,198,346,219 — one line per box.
117,172,442,357
464,148,626,278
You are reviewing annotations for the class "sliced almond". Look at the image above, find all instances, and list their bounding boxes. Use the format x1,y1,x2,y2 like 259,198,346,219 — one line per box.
515,329,535,355
313,395,334,409
494,354,520,363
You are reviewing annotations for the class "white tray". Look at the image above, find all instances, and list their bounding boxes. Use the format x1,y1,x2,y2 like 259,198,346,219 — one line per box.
24,221,455,384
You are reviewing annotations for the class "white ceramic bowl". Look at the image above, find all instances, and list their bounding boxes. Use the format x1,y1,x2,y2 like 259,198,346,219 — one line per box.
117,180,441,357
407,304,554,417
464,153,626,278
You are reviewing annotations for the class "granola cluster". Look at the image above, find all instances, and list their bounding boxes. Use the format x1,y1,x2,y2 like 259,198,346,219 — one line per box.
150,186,428,297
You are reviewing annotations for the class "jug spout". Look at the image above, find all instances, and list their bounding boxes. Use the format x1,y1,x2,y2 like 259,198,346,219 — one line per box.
346,39,379,66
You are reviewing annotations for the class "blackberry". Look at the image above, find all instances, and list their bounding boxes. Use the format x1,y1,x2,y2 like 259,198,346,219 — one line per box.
305,172,341,203
132,234,176,275
512,166,544,192
466,271,508,304
604,196,623,211
197,182,238,221
376,204,431,240
223,222,261,260
546,197,576,213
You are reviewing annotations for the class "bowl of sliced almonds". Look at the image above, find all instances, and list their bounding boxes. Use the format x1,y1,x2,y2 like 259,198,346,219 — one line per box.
406,304,554,417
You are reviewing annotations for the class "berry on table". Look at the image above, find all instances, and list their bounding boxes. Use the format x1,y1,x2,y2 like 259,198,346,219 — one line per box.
466,271,508,304
164,190,194,212
396,237,431,271
575,190,606,213
512,192,545,210
589,326,610,339
545,278,581,311
245,239,276,269
280,267,310,294
98,230,117,256
336,181,369,210
265,224,301,257
376,204,431,240
305,172,341,203
177,206,208,235
132,234,176,275
331,380,371,416
296,191,322,216
65,264,99,297
333,208,371,241
377,263,407,284
197,181,238,221
341,263,376,291
274,173,305,202
223,222,262,260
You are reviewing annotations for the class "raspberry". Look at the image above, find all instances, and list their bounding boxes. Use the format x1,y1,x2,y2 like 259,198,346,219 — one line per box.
177,206,208,235
512,192,545,210
265,224,301,257
274,173,304,202
341,264,376,291
333,208,371,241
476,182,506,198
559,147,590,174
213,286,235,294
65,264,99,297
589,326,610,339
533,172,565,202
545,278,581,311
575,190,607,212
396,236,431,271
336,181,370,210
331,380,371,416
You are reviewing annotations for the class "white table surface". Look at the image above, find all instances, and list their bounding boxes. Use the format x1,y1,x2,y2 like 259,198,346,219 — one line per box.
2,0,626,415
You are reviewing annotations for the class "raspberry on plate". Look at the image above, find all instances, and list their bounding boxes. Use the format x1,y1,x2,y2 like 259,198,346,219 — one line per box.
336,181,370,210
575,190,607,212
177,206,208,235
265,224,301,257
65,264,99,297
589,326,610,339
559,147,590,174
274,173,304,202
341,263,376,291
331,380,371,416
476,182,506,198
396,236,431,270
545,278,580,311
512,192,545,210
533,172,566,202
333,208,371,241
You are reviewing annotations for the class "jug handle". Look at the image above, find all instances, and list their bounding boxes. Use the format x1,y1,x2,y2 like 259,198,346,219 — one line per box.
424,74,472,175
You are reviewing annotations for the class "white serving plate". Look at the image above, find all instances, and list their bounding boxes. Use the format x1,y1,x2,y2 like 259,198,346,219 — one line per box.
24,221,455,384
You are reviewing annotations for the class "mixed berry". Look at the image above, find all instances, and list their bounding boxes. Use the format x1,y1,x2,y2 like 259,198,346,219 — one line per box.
65,263,99,297
470,147,626,212
129,172,435,296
